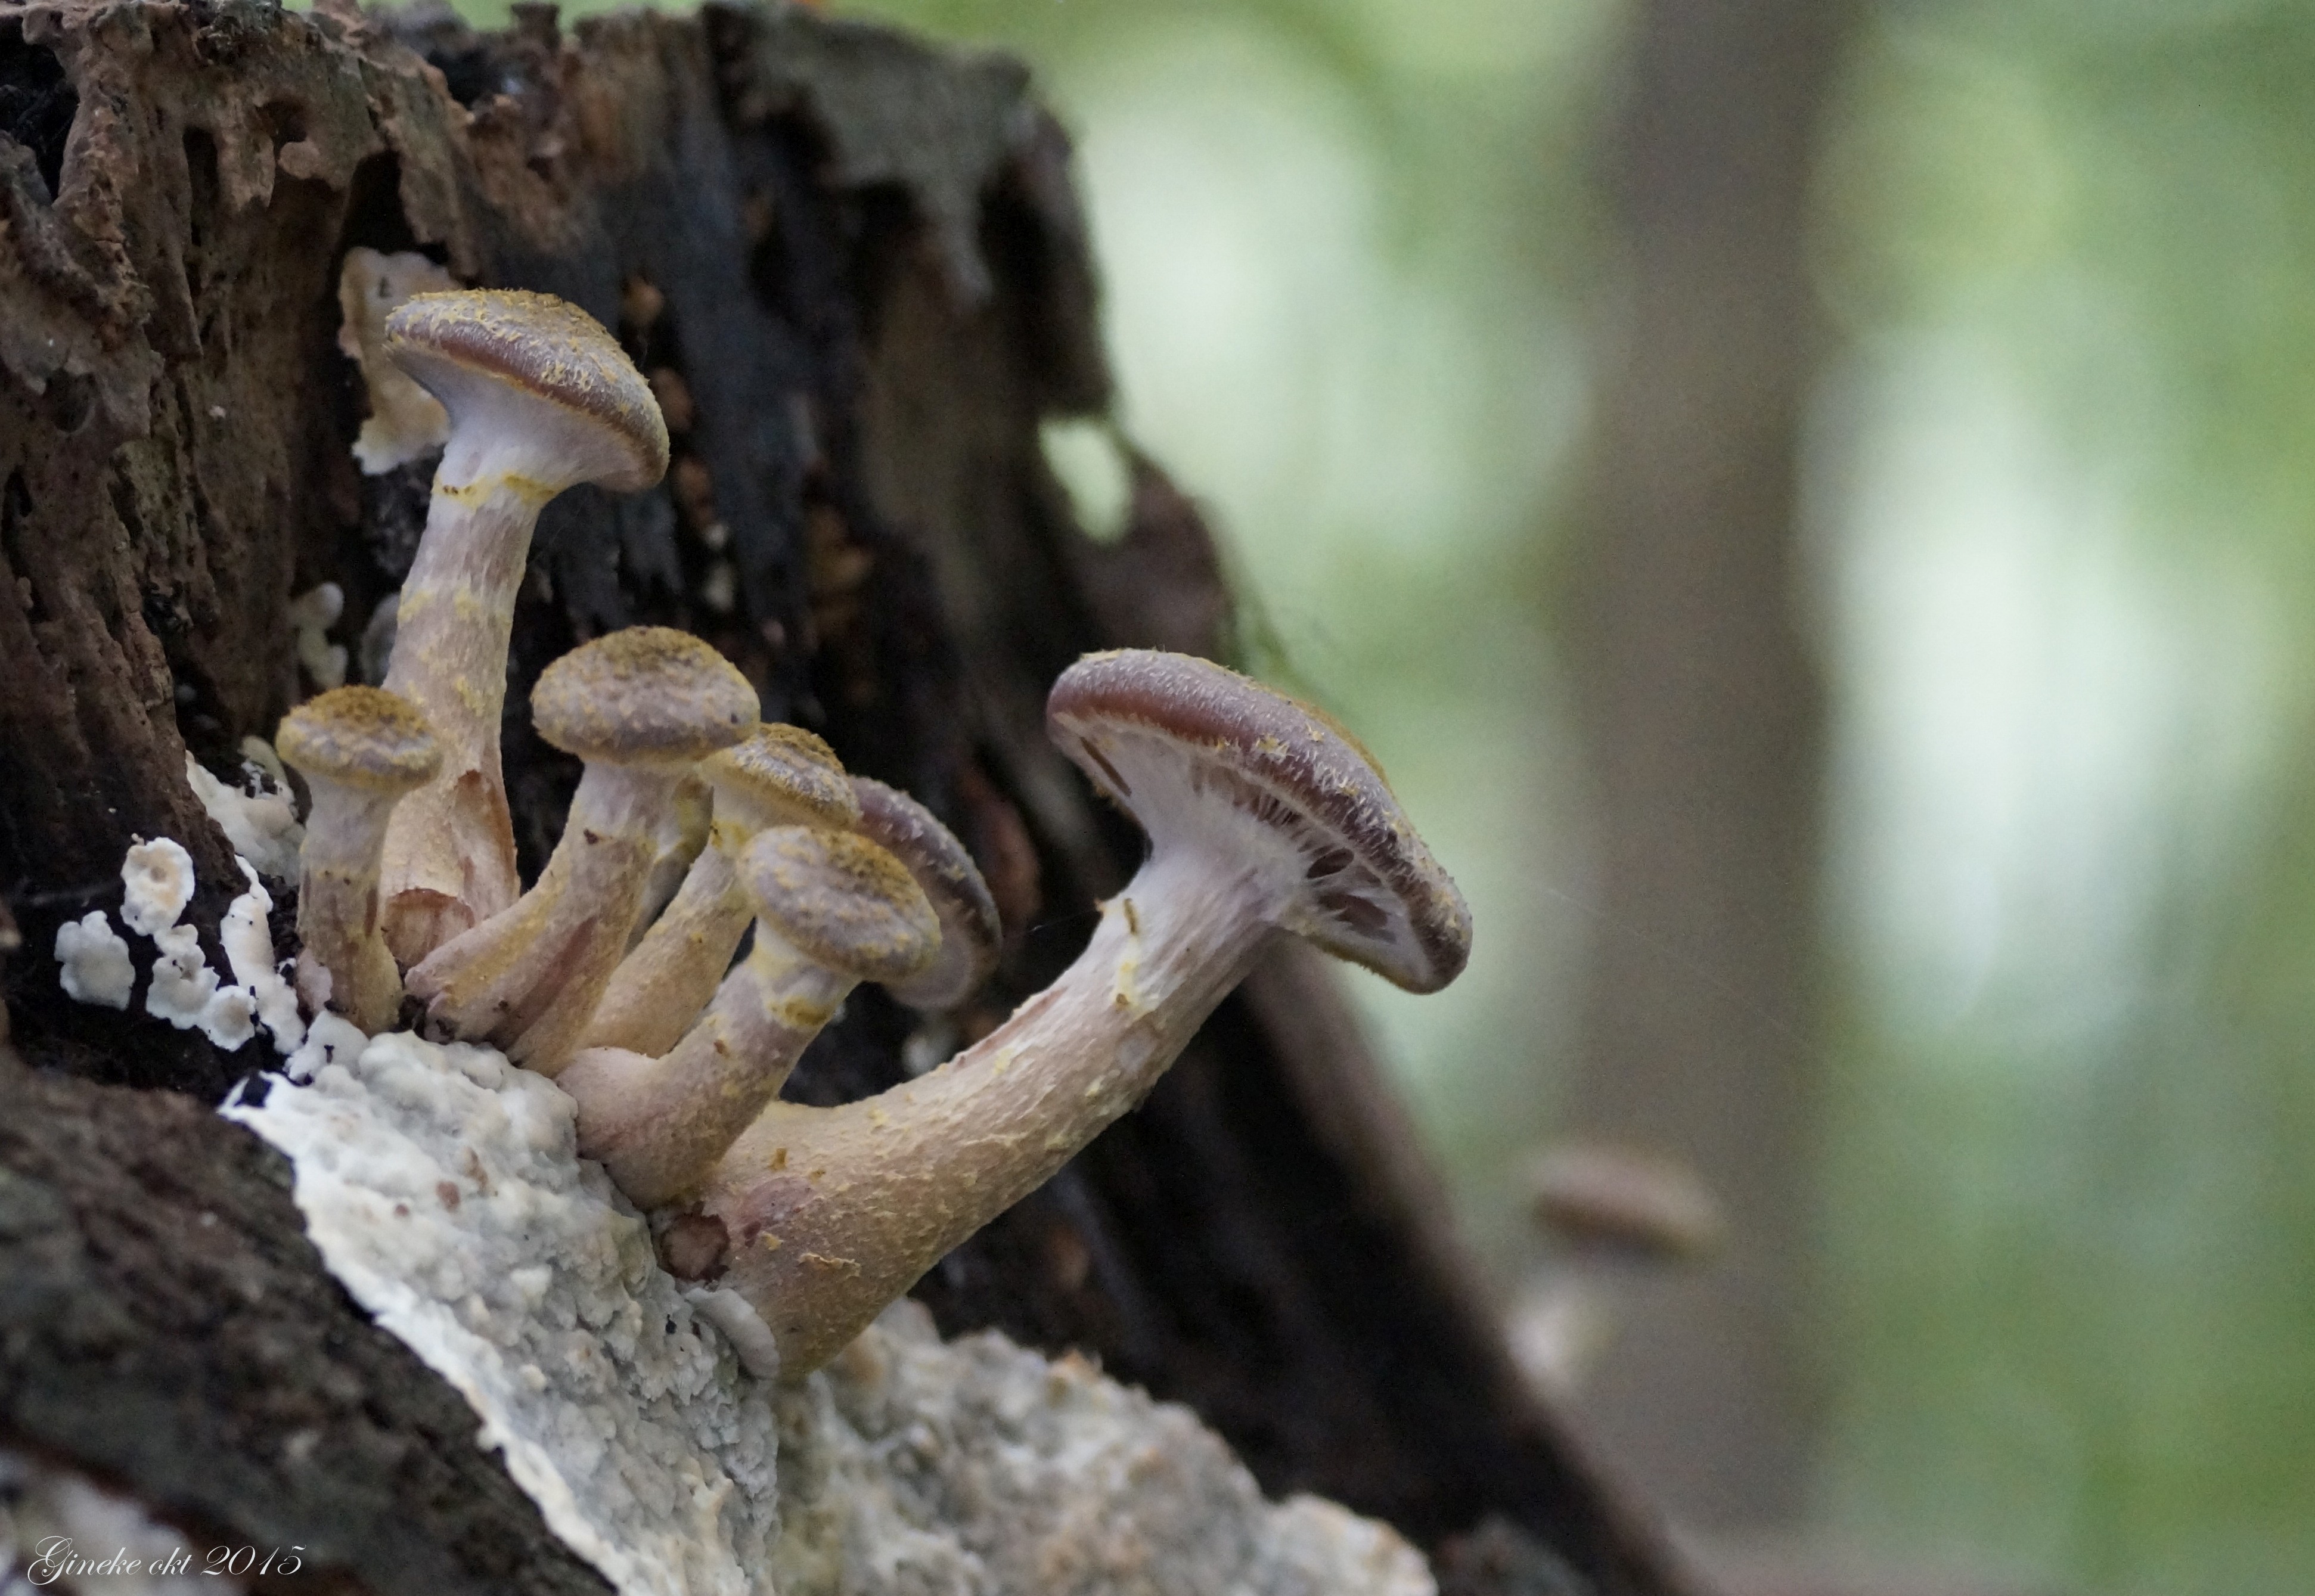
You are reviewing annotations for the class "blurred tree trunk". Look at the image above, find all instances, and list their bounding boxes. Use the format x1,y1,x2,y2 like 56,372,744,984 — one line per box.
1561,0,1858,1536
0,2,1691,1590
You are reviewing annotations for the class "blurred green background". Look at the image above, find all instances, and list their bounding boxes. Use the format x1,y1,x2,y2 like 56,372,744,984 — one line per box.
483,0,2315,1587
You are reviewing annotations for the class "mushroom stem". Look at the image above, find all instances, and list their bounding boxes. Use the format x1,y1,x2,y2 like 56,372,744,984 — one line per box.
275,687,440,1032
690,648,1472,1377
299,781,418,1030
406,761,679,1072
561,825,936,1208
697,836,1277,1375
376,482,536,962
562,927,849,1209
581,726,857,1059
371,290,672,967
405,625,757,1073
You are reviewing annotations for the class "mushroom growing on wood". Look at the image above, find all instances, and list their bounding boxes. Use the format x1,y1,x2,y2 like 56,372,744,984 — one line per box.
581,725,859,1059
274,687,441,1032
373,290,671,967
405,626,755,1074
848,776,1001,1011
559,825,938,1208
690,649,1470,1375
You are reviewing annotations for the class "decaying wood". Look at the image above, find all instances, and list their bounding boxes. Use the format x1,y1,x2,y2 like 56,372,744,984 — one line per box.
0,3,1690,1591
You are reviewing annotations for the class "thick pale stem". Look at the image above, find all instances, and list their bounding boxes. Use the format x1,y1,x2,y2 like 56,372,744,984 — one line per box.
405,761,678,1073
563,929,851,1207
701,846,1279,1375
296,781,404,1032
376,474,550,965
581,824,750,1057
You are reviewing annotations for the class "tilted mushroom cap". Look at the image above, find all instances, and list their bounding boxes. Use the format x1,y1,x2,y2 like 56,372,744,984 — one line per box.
532,628,758,766
277,687,443,793
1046,650,1471,994
739,827,939,986
849,775,1001,1010
1526,1144,1726,1263
705,725,861,833
384,289,670,493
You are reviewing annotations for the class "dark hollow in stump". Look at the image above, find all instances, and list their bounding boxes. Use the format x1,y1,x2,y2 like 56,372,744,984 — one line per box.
0,4,1690,1592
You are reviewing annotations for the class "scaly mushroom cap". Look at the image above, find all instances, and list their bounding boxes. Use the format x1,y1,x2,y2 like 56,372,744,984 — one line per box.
740,827,939,986
849,776,1001,1009
384,289,669,493
1046,650,1471,993
531,627,758,766
705,725,860,834
276,687,442,794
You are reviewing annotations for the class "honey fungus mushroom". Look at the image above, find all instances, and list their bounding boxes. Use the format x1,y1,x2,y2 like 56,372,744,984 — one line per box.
274,687,441,1032
405,626,755,1073
373,290,671,967
558,825,939,1209
688,650,1471,1375
848,776,1001,1012
581,725,859,1059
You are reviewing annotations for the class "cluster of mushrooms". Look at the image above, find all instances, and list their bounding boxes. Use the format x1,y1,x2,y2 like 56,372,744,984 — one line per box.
277,288,1473,1378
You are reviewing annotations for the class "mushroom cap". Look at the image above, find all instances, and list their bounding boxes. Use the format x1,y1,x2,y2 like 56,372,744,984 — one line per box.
384,289,670,493
849,776,1001,1010
703,725,861,834
1046,649,1471,994
276,686,443,794
531,628,758,765
738,827,940,985
1526,1144,1725,1263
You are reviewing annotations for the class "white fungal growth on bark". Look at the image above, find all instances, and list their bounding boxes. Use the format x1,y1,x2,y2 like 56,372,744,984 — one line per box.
288,581,350,691
53,911,132,1010
224,1032,1438,1596
120,837,195,936
337,247,455,474
149,923,256,1048
222,860,305,1055
185,753,305,881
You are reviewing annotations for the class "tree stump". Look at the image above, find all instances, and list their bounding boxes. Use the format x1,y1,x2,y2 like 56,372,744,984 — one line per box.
0,4,1688,1591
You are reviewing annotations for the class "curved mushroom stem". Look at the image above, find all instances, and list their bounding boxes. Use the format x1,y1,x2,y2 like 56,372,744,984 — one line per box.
697,843,1277,1376
376,480,539,964
561,925,853,1209
563,825,935,1208
586,842,749,1054
405,761,679,1073
582,728,858,1059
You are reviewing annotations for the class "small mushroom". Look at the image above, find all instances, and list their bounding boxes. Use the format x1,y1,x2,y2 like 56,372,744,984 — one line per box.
1526,1143,1725,1266
848,775,1000,1011
560,825,938,1207
582,724,859,1057
405,626,755,1074
274,687,442,1032
373,290,671,967
693,649,1471,1375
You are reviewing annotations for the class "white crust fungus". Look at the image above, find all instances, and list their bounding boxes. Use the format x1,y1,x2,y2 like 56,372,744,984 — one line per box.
148,922,256,1048
287,581,350,691
185,751,305,882
225,1037,1436,1596
120,839,195,937
222,861,305,1055
227,1032,780,1596
53,911,132,1010
337,247,455,473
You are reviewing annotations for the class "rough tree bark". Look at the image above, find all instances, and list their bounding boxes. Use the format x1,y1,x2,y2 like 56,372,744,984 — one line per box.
0,2,1691,1591
1561,0,1858,1537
